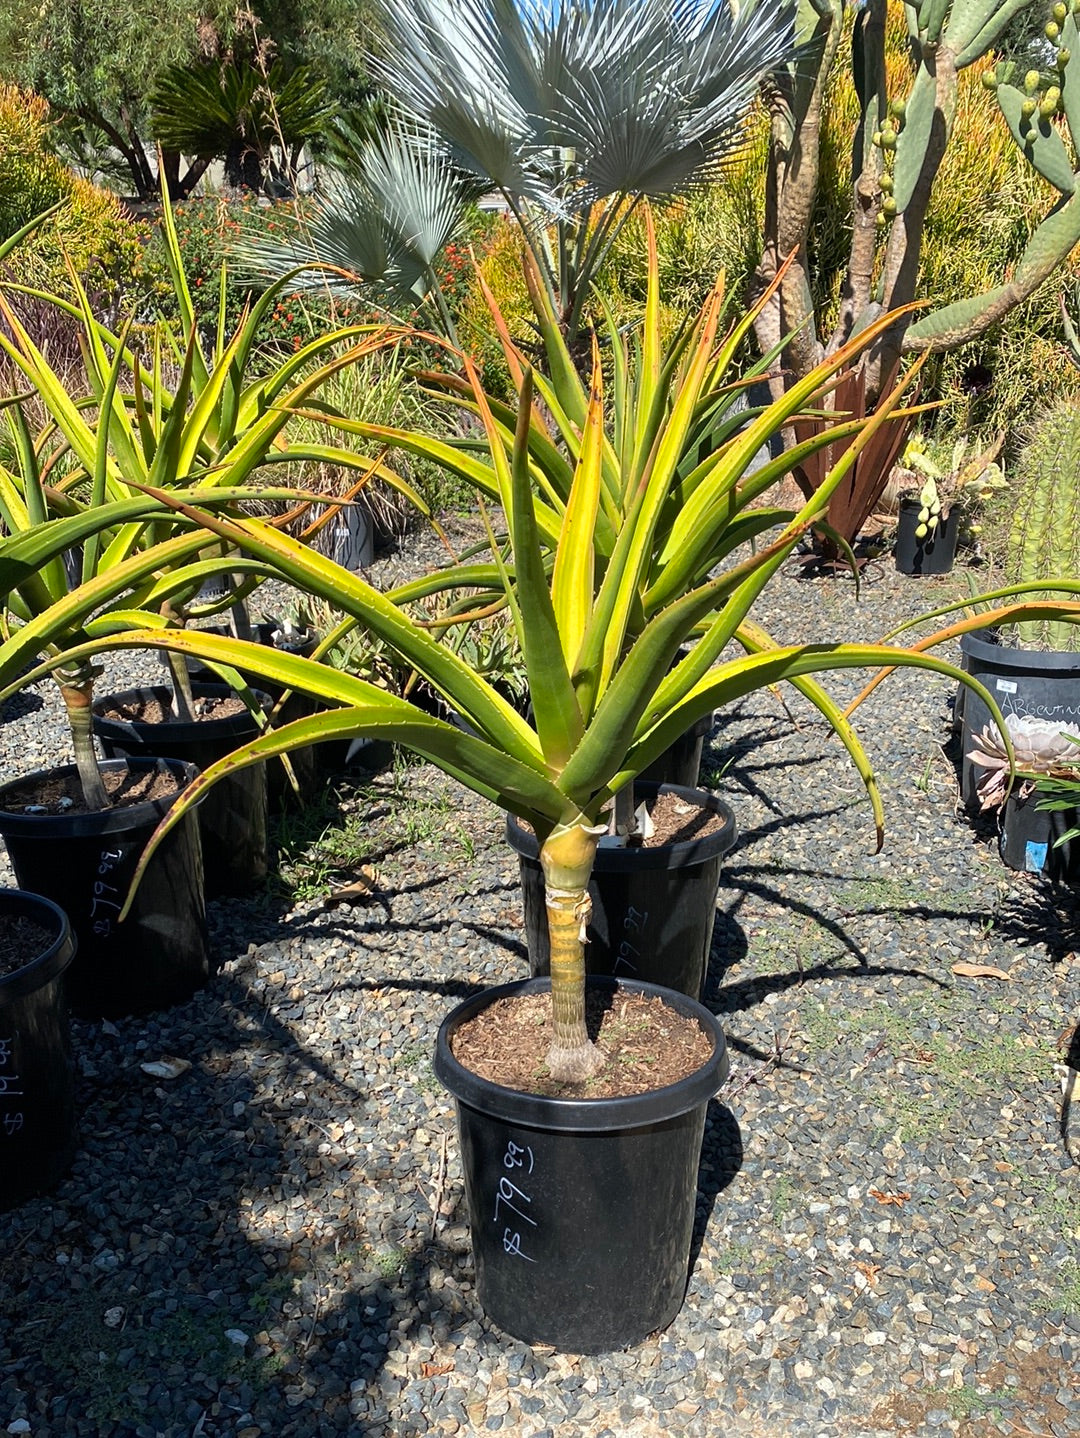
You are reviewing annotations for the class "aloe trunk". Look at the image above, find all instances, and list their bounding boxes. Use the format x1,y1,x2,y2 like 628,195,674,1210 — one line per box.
538,821,607,1081
55,663,109,810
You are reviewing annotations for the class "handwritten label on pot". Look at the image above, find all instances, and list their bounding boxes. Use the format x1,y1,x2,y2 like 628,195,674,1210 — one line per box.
996,679,1017,694
90,846,125,939
615,904,649,978
495,1139,536,1261
0,1035,24,1137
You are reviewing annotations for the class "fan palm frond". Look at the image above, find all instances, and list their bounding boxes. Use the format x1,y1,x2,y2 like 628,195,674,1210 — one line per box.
231,120,467,313
370,0,795,209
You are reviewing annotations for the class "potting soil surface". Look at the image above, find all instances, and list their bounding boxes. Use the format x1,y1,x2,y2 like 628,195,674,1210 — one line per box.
0,524,1077,1438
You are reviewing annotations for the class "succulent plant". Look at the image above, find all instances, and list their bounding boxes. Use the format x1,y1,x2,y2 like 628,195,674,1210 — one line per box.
967,713,1080,810
1006,306,1080,648
756,0,1080,403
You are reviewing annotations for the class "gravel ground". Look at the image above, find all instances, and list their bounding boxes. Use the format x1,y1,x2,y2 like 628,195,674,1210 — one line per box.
0,533,1078,1438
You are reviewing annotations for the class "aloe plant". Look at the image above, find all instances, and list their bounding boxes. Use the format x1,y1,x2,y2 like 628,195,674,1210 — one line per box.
0,192,427,804
24,275,1080,1086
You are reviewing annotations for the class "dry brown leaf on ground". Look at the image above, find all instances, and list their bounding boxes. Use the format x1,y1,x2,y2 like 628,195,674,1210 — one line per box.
868,1188,911,1207
951,961,1013,981
324,866,380,907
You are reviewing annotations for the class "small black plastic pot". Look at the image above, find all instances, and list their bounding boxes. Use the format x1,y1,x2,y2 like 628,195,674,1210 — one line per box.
434,975,729,1353
183,624,323,810
957,631,1080,808
637,710,714,789
506,783,737,1000
895,500,961,576
0,761,207,1020
0,889,78,1209
1000,789,1080,881
93,684,269,897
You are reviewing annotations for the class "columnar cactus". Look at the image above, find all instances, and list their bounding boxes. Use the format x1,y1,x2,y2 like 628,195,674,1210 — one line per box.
756,0,1080,401
1006,390,1080,648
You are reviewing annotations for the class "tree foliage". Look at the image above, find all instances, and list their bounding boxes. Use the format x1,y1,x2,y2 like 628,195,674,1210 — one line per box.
0,0,376,197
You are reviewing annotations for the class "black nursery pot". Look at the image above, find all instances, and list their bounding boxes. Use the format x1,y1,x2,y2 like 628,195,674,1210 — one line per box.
1000,790,1080,881
0,761,207,1020
957,631,1080,808
0,889,77,1209
895,499,961,576
185,624,323,810
637,710,714,789
506,783,737,1001
93,684,269,897
434,976,730,1353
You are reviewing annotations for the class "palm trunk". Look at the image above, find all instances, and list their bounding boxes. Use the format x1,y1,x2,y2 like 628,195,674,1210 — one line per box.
538,821,606,1082
55,665,109,811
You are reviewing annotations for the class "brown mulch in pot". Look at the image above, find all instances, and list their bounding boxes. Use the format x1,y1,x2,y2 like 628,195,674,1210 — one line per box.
97,693,247,724
450,987,714,1099
0,766,182,817
0,915,54,978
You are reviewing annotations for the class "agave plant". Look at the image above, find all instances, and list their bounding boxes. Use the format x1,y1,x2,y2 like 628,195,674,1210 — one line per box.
241,0,797,343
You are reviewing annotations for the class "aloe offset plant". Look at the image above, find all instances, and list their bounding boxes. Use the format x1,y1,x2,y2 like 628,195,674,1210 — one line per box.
27,272,1080,1085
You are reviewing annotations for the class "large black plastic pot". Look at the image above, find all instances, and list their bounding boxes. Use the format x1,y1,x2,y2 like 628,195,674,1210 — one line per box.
0,889,78,1209
0,761,207,1020
958,631,1080,808
507,783,737,1000
93,684,269,896
894,500,961,576
1000,789,1080,881
434,975,729,1352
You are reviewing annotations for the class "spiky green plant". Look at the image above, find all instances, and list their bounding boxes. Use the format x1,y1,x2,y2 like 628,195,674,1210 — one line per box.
0,193,424,805
21,264,1080,1086
1006,399,1080,648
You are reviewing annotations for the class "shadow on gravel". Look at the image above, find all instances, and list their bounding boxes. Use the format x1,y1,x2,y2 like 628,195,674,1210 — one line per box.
689,1100,742,1275
0,688,43,724
990,878,1080,963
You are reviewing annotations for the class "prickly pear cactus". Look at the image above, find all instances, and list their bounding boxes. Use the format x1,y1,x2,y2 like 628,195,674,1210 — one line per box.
884,1,1080,352
1007,397,1080,649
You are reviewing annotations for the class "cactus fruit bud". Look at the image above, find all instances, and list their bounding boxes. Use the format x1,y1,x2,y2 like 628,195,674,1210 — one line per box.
880,126,897,149
1055,2,1067,20
915,523,928,540
982,70,999,90
882,196,897,217
880,172,894,193
1047,21,1061,41
1059,47,1072,66
1041,87,1061,116
890,97,906,120
1022,97,1039,118
872,129,882,147
1025,69,1041,93
918,506,930,524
